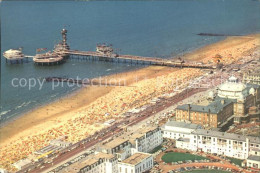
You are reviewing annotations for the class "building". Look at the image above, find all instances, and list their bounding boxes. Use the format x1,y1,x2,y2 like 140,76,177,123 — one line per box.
162,121,202,140
64,152,118,173
98,126,162,162
34,138,72,156
12,158,32,171
243,70,260,85
96,44,113,54
217,76,259,123
0,168,8,173
129,126,163,153
245,155,260,169
98,138,132,161
64,126,160,173
176,98,234,128
118,152,153,173
162,121,260,160
49,139,72,148
176,76,260,126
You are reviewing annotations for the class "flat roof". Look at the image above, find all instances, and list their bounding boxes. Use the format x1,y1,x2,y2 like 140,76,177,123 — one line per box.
140,126,158,133
247,155,260,162
121,153,151,166
65,152,115,172
193,129,260,143
103,137,129,149
246,83,260,89
128,126,159,141
163,121,202,130
93,152,115,159
130,133,145,139
76,158,98,168
13,158,31,167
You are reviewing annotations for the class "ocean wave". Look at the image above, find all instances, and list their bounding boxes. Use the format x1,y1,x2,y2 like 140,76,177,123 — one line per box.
0,110,11,116
14,101,32,110
50,94,58,98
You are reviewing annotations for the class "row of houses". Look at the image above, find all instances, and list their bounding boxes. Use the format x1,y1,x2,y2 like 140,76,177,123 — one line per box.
162,121,260,168
63,126,162,173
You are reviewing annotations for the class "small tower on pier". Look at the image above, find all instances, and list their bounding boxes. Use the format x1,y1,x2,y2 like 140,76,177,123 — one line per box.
53,28,70,57
61,28,70,51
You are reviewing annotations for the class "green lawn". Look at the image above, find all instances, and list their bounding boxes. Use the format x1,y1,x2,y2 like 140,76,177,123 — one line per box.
149,145,163,153
183,170,231,173
227,157,243,166
162,152,208,163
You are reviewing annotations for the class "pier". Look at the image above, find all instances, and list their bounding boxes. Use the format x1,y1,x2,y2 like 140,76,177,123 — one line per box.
3,29,217,69
60,49,215,69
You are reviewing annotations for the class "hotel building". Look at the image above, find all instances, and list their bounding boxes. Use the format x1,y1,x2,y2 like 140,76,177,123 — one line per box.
64,152,118,173
98,138,132,161
129,126,163,153
162,121,260,160
65,126,161,173
118,152,153,173
243,70,260,85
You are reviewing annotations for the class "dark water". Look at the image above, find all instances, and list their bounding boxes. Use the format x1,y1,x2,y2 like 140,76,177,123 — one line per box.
1,0,260,125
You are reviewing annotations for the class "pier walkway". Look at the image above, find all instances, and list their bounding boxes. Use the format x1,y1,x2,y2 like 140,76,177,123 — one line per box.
61,50,215,69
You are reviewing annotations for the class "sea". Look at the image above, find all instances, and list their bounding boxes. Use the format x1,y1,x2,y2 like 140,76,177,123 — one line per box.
1,0,260,126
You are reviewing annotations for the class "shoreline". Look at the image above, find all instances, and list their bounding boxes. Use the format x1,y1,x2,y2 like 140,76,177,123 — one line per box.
0,67,143,128
1,33,258,129
0,66,174,144
0,33,260,171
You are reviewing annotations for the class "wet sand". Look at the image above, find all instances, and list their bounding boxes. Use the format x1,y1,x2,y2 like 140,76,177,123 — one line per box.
0,33,259,171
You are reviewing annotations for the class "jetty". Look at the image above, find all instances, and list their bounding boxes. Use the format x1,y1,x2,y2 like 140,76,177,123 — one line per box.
3,29,217,69
59,49,214,69
197,33,241,37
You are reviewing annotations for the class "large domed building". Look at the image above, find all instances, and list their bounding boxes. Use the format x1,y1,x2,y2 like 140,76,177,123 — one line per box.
218,76,248,100
176,76,260,128
217,76,259,123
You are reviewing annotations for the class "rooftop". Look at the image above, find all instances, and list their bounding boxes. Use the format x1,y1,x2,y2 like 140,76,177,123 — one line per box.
193,129,260,143
129,133,145,145
93,152,115,159
164,121,203,130
176,98,234,114
140,126,158,133
66,158,98,173
102,137,129,149
65,152,115,172
246,83,260,89
121,152,151,166
13,158,31,167
247,155,260,162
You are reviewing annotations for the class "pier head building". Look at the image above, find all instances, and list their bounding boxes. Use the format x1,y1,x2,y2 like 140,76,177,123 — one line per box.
175,76,260,128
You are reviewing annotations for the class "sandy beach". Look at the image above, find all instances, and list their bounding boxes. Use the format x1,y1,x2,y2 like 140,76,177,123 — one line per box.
1,33,259,171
